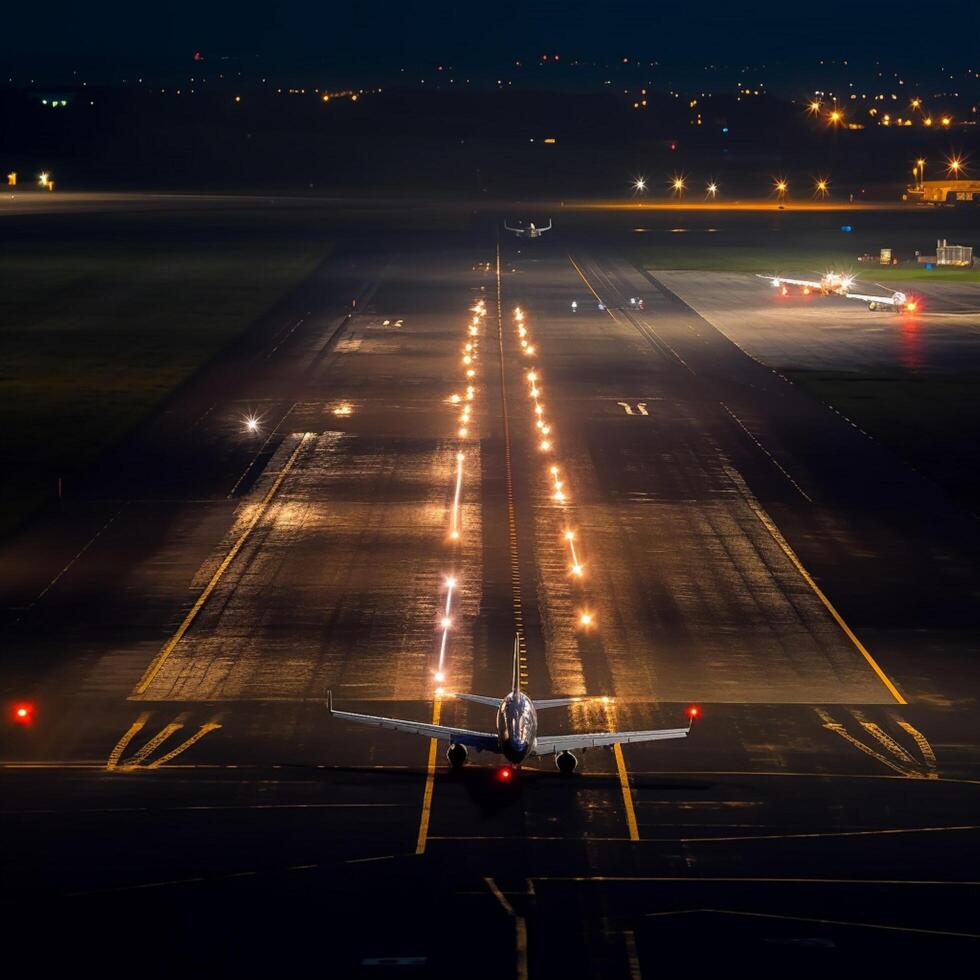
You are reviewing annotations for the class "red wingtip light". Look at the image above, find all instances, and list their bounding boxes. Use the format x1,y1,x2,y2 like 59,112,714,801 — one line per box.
687,705,700,720
498,766,513,781
12,702,34,725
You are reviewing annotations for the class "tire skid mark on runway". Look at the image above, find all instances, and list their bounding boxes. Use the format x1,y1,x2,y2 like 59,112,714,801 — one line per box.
107,712,224,770
133,431,312,697
898,720,940,776
815,708,920,778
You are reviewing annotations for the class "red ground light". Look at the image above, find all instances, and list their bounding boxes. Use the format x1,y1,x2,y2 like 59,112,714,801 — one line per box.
12,702,34,725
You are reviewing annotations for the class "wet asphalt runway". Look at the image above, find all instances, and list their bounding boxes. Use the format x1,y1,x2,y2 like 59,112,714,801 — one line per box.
1,214,979,976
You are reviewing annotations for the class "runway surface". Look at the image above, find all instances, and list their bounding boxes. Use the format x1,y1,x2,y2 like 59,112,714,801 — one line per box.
2,214,979,975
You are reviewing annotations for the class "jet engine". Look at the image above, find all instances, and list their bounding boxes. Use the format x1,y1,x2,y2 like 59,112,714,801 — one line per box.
446,743,468,768
556,750,578,775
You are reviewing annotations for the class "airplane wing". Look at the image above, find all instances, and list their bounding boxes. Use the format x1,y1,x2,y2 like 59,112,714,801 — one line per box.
533,697,586,710
530,725,691,755
539,220,552,232
843,291,900,306
452,693,503,708
328,693,499,752
504,223,521,233
756,274,820,288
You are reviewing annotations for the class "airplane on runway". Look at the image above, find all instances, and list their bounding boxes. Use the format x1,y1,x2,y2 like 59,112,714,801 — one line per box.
504,219,552,238
758,273,919,312
328,636,697,774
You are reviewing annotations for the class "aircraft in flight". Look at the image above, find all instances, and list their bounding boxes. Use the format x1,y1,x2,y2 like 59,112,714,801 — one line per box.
504,219,552,238
328,636,697,773
758,273,919,312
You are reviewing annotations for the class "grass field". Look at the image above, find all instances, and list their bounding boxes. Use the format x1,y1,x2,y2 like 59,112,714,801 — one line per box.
628,209,980,281
0,222,327,538
785,370,980,515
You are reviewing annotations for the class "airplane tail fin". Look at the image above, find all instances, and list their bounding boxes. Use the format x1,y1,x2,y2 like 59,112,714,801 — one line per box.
512,633,522,694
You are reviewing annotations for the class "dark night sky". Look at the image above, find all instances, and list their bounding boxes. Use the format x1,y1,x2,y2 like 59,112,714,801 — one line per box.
2,1,978,88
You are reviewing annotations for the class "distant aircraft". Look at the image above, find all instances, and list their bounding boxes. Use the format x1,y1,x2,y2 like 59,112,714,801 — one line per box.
758,273,919,312
328,635,696,773
504,219,552,238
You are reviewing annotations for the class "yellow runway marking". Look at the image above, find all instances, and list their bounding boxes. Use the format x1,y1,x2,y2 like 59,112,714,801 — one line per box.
415,697,442,855
898,720,939,776
858,720,916,764
614,743,641,841
740,485,906,704
572,248,904,705
106,712,149,771
121,717,186,769
134,432,311,696
816,709,918,777
146,721,223,769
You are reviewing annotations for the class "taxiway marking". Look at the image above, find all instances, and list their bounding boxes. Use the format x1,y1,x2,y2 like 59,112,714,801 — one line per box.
614,744,641,841
415,696,442,855
134,432,311,696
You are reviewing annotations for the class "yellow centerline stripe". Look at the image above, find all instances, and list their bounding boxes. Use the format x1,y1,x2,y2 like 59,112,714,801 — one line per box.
748,501,906,704
133,432,311,697
415,697,442,855
614,743,641,841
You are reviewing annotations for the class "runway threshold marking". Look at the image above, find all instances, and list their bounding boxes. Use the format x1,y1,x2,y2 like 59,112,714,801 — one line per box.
723,464,906,704
134,432,311,697
415,696,443,855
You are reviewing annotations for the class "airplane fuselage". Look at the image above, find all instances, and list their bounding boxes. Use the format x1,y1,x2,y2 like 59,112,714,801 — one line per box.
497,691,537,763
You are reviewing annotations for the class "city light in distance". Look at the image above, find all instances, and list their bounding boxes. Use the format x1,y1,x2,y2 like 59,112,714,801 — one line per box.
242,414,262,434
706,182,718,198
633,176,647,193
